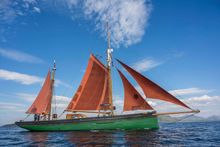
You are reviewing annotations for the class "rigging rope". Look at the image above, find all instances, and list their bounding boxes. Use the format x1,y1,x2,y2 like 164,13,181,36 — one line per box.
171,90,196,110
23,114,31,121
58,111,65,118
170,113,196,123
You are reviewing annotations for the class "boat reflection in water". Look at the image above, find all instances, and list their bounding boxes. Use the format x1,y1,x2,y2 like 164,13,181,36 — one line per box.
26,132,49,146
66,130,159,146
23,129,160,146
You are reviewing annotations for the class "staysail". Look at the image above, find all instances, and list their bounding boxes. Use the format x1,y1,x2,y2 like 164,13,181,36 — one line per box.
26,71,52,114
117,59,191,110
66,54,110,111
117,69,154,111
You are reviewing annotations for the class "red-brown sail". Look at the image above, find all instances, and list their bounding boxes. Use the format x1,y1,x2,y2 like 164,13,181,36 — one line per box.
66,54,110,111
117,69,154,111
26,71,52,114
117,59,191,110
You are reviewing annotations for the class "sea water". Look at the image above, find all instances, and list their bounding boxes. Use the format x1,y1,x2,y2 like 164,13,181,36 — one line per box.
0,121,219,146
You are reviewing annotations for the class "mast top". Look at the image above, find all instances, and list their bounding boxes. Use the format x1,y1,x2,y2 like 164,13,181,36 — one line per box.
107,22,111,49
106,22,113,68
53,60,56,71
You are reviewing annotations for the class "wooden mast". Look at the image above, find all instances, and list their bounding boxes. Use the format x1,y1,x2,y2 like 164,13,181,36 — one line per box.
106,22,114,116
49,60,56,120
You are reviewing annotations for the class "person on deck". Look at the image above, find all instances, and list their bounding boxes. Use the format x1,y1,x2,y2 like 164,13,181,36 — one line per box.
37,114,40,121
34,114,37,121
42,112,47,120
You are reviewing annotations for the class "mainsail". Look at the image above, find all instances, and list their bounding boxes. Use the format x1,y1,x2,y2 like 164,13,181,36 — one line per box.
26,71,52,114
117,69,154,111
66,54,110,111
117,59,191,110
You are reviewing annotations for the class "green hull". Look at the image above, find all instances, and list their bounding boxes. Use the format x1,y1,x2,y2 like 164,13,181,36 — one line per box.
15,113,159,131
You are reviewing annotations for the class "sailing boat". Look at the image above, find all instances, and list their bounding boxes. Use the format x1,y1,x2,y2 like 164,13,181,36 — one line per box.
15,31,199,131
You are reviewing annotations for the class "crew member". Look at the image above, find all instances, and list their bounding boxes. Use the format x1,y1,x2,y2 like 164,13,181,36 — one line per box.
34,114,37,121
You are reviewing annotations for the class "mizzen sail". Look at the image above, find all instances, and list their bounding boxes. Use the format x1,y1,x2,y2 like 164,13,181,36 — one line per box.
66,54,110,111
117,59,191,110
117,69,154,111
26,71,52,114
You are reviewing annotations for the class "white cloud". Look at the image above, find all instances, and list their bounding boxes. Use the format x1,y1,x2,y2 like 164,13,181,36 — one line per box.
23,0,37,4
0,102,24,107
33,7,41,13
0,102,25,111
16,93,36,102
0,48,44,63
169,88,213,96
66,0,79,8
0,69,43,85
55,79,72,89
185,95,219,105
83,0,152,48
132,58,162,72
0,0,40,23
114,99,123,108
53,103,68,109
54,95,71,103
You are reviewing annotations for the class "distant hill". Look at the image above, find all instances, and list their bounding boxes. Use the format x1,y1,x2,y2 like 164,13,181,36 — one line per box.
158,115,220,123
0,123,17,128
206,115,220,121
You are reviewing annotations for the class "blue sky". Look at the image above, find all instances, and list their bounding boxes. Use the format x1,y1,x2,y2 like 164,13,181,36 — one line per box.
0,0,220,125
